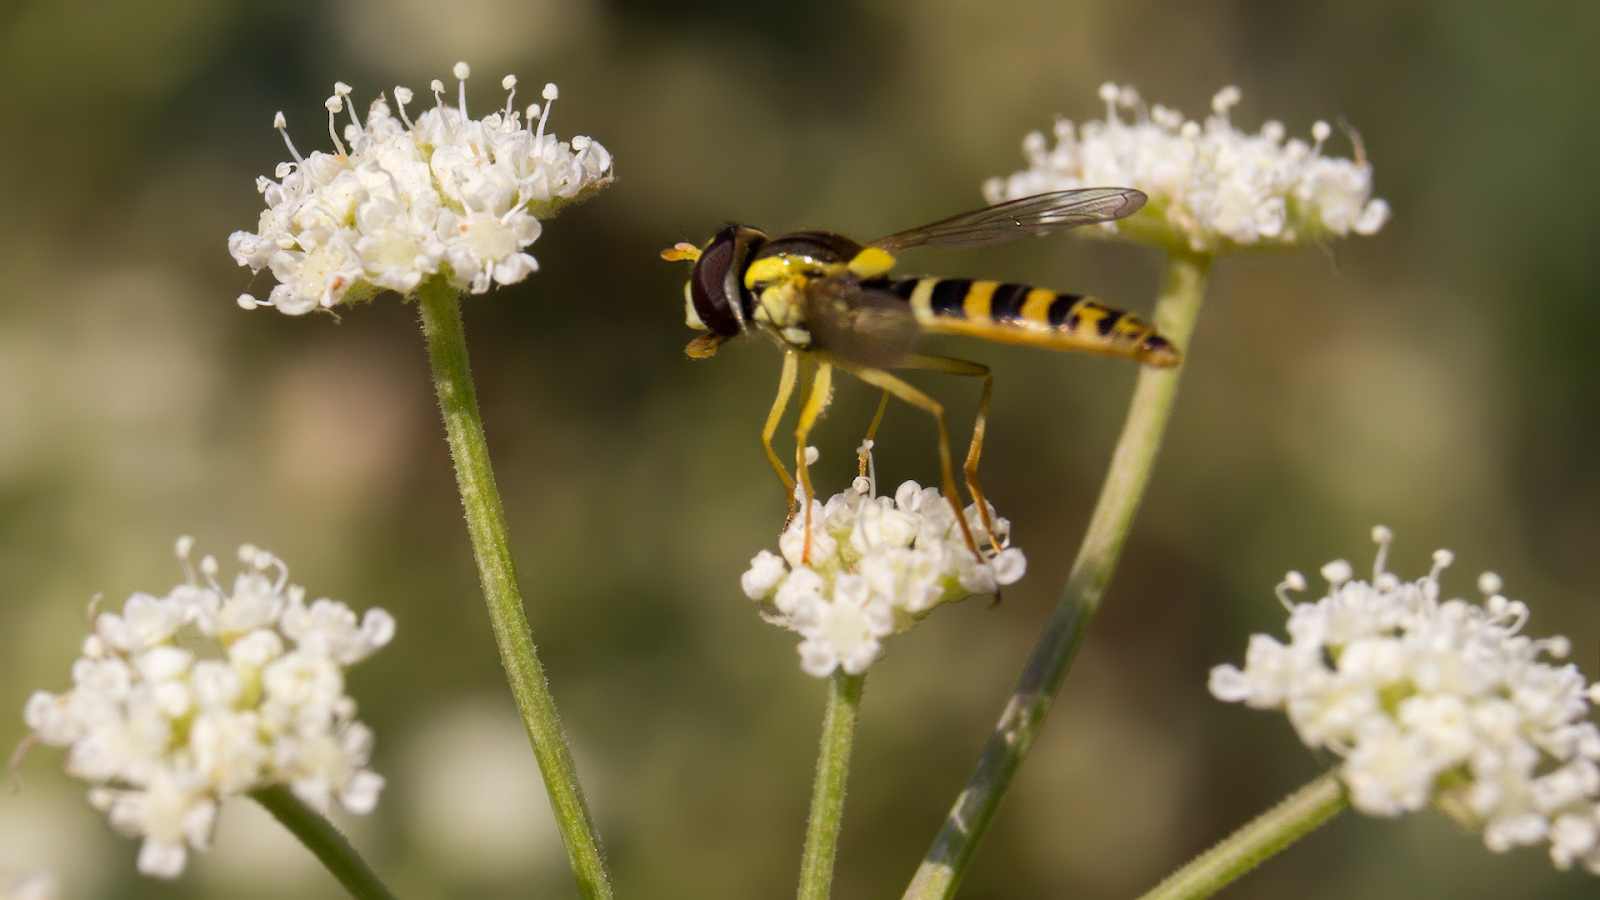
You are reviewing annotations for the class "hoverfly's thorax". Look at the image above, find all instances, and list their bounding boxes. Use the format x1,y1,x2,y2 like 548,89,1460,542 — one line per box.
744,232,865,289
740,231,880,350
685,224,767,338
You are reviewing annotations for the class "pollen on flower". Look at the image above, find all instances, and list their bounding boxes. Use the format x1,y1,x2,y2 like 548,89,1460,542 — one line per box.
739,449,1025,678
20,538,394,878
230,64,614,314
983,84,1390,253
1209,527,1600,875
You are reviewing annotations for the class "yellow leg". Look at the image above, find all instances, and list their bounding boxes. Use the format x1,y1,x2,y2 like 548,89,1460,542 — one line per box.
762,350,801,498
794,360,835,563
834,362,982,563
859,390,890,479
898,354,999,551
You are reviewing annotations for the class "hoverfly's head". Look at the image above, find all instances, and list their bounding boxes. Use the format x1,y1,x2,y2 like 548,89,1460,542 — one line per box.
663,224,766,358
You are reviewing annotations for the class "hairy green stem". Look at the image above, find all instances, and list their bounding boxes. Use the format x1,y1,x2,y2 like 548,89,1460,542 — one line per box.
902,250,1212,900
1136,772,1348,900
415,276,613,900
798,673,866,900
252,785,395,900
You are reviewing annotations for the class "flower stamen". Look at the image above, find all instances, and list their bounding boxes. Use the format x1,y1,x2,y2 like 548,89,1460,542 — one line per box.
453,61,470,119
501,74,518,120
323,94,347,157
536,82,557,146
393,86,415,129
272,112,304,167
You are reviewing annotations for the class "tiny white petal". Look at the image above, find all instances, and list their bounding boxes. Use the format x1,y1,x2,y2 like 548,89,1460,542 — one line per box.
137,839,188,879
741,550,788,600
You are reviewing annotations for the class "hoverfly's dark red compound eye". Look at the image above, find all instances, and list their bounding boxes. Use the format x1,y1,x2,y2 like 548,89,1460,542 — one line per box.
690,225,764,337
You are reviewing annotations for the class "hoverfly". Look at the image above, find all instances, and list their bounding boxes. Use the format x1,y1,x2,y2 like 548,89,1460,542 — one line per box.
662,188,1179,565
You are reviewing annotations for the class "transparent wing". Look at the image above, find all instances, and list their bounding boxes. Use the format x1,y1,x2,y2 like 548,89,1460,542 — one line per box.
870,187,1146,252
802,276,923,370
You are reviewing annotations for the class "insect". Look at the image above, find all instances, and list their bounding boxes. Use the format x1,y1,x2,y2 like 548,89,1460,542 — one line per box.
662,188,1180,565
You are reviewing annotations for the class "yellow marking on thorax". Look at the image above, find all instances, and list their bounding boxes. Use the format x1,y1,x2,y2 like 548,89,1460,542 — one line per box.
908,278,937,320
744,255,847,290
744,256,791,288
847,246,895,278
1020,288,1056,327
963,281,999,320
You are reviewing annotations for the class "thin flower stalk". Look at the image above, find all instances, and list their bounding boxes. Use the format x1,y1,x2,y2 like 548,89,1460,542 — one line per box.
415,274,612,900
903,250,1211,900
1134,772,1348,900
253,785,397,900
798,673,866,900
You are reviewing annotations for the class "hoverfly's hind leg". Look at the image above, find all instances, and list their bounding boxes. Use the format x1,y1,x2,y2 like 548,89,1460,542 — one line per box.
836,363,984,566
763,350,801,508
858,390,891,481
901,354,1001,554
793,360,835,564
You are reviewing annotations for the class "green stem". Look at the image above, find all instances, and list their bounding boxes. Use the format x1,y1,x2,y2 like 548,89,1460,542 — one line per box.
252,785,395,900
902,250,1212,900
414,276,613,900
1136,772,1348,900
797,673,866,900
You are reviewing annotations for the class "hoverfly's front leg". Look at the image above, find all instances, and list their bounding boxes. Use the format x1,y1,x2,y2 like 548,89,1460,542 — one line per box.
858,390,890,480
793,359,835,564
762,350,801,504
835,363,984,566
901,354,1001,553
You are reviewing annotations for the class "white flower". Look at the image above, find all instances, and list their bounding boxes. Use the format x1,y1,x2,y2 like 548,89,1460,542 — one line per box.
741,447,1026,678
21,538,394,878
984,84,1389,253
0,871,57,900
1210,526,1600,874
232,65,613,314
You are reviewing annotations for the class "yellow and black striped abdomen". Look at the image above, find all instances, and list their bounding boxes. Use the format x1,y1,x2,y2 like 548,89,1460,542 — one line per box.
864,278,1180,367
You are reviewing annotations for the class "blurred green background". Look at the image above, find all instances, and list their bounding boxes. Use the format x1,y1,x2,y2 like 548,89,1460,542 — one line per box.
2,0,1598,897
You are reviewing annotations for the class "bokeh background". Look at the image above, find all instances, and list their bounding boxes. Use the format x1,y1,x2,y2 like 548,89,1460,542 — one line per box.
1,1,1597,897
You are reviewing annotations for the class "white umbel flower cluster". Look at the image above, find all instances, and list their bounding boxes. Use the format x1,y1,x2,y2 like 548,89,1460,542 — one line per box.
1210,527,1600,874
741,448,1026,678
22,539,395,878
984,84,1389,253
230,62,613,314
0,872,56,900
